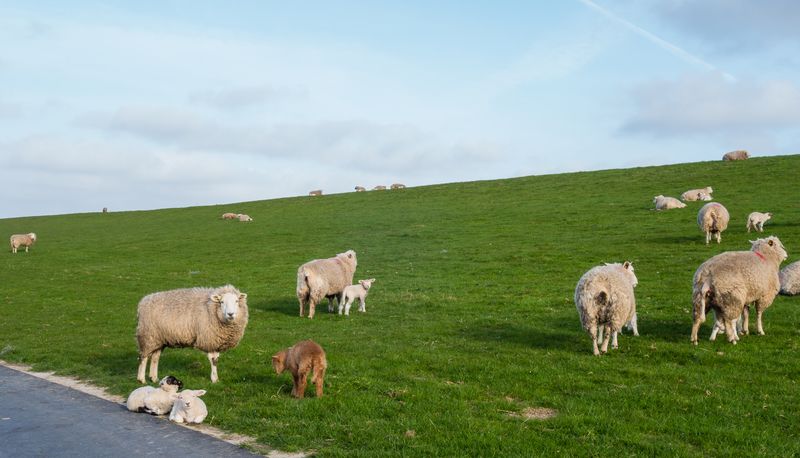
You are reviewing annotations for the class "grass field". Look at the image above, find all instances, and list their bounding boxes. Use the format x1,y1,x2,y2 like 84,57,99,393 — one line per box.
2,155,799,456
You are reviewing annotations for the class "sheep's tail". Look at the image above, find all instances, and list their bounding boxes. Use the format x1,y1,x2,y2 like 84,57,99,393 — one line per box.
693,279,712,323
296,268,311,300
595,290,613,323
709,209,720,232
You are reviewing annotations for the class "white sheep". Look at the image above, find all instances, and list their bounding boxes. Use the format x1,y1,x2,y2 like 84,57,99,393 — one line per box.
779,261,800,296
373,185,386,191
723,150,750,161
126,375,184,414
339,278,376,315
221,213,238,220
681,187,713,202
390,183,406,190
136,285,248,384
297,250,357,319
653,195,686,210
169,389,208,424
697,202,730,244
354,186,366,192
746,212,772,233
574,262,638,355
237,214,253,222
691,236,787,344
309,190,323,196
9,233,37,253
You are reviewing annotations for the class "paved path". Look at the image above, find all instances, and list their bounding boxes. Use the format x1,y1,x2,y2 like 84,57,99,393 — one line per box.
0,365,261,457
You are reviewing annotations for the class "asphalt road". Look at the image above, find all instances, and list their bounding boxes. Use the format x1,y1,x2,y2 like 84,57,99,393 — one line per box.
0,365,260,457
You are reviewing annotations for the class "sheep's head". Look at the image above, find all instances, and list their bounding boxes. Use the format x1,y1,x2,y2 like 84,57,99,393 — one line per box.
211,290,247,323
176,390,206,409
29,233,37,241
271,351,287,374
765,212,773,220
359,278,376,290
705,187,713,194
159,375,184,392
338,250,358,269
751,236,788,262
653,196,662,203
620,261,638,287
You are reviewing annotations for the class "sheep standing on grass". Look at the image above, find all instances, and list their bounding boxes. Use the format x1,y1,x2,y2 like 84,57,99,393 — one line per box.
136,285,248,384
10,233,37,253
653,195,686,210
339,278,376,315
723,150,750,161
697,202,730,244
779,261,800,296
690,236,787,345
169,390,208,424
373,185,386,191
309,190,323,196
390,183,406,189
126,375,183,414
681,187,713,202
297,250,357,319
746,212,772,233
574,262,638,355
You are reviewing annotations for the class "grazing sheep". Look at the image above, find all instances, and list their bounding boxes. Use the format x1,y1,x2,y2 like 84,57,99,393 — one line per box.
746,212,772,233
697,202,730,244
102,207,108,213
339,278,376,315
373,185,386,191
354,186,366,192
690,236,787,345
221,212,238,220
126,375,184,414
574,262,638,355
390,183,406,189
9,233,37,253
296,250,357,319
169,390,208,424
681,187,713,202
309,190,323,196
653,195,686,210
272,340,327,398
779,261,800,296
723,150,750,161
237,214,253,222
136,285,249,384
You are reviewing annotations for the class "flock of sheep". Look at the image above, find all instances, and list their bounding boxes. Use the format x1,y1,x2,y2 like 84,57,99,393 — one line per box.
311,183,407,196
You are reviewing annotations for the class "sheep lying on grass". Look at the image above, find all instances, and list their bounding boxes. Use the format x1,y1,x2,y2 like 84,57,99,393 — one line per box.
653,195,686,210
10,233,37,253
681,187,713,202
221,213,238,220
126,375,183,414
574,262,638,355
169,390,208,424
390,183,406,189
297,250,357,319
309,190,323,196
136,285,248,384
697,202,730,244
354,186,366,192
237,214,253,222
373,185,386,191
746,212,772,233
339,278,376,315
691,236,787,345
723,150,750,161
779,261,800,296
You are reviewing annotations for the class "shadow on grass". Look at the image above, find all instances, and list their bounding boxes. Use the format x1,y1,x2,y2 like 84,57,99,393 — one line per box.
251,296,299,316
460,319,580,352
649,235,702,244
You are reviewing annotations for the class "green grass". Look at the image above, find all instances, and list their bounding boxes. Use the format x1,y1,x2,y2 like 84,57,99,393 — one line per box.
2,155,800,456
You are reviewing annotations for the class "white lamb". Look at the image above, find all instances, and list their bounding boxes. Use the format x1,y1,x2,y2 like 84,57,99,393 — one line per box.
339,278,376,315
10,233,37,253
653,195,686,210
681,187,713,202
126,375,183,414
237,214,253,222
169,389,208,424
746,212,772,233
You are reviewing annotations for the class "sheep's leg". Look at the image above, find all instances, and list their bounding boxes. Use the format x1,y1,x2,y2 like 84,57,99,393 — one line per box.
691,311,706,345
327,296,335,313
715,232,721,244
705,231,710,245
740,306,750,335
208,352,220,383
600,325,611,353
137,353,150,384
589,323,600,356
313,364,325,397
298,297,305,317
709,319,722,341
296,372,308,398
756,309,765,335
338,295,345,315
344,298,353,316
148,349,161,383
611,331,619,349
358,297,366,313
724,320,737,345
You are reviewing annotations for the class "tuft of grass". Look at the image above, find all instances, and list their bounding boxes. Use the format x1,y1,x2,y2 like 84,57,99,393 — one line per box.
2,155,800,456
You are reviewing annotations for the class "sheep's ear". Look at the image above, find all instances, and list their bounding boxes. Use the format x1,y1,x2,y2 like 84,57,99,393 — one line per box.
370,278,376,282
239,293,247,301
348,252,353,258
211,294,222,303
194,390,207,397
768,239,774,246
623,261,632,270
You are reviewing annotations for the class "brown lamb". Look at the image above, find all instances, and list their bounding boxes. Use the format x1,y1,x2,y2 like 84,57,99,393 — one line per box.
272,340,327,398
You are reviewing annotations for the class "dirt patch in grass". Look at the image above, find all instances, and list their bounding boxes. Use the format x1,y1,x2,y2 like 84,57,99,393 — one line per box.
505,407,558,421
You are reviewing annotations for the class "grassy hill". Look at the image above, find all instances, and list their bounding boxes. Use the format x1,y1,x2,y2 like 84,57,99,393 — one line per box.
2,155,799,456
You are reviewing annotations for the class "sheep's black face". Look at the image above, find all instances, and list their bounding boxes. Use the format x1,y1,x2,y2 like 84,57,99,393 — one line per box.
161,375,183,390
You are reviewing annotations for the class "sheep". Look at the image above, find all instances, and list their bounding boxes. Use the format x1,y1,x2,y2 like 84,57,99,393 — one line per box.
779,261,800,296
373,185,386,191
574,262,638,355
339,278,376,315
697,202,730,244
309,190,323,196
296,250,357,319
169,389,208,424
237,214,253,222
102,207,108,213
390,183,406,190
681,187,713,202
9,233,37,253
723,150,750,161
354,186,366,192
136,285,248,384
272,340,327,398
690,236,787,345
746,212,772,233
653,195,686,210
126,375,184,414
221,212,238,220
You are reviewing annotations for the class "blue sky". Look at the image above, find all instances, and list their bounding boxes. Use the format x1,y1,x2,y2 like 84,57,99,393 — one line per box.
2,1,799,217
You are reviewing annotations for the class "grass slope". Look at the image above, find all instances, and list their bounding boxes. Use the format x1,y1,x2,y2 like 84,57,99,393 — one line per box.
2,156,800,456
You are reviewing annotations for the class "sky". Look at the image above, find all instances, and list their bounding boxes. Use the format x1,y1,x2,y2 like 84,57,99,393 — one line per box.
2,1,799,218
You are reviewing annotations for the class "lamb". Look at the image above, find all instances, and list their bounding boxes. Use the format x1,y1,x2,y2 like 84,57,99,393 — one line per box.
697,202,730,244
9,233,37,253
372,185,386,191
136,285,248,384
221,212,238,220
690,236,787,345
272,340,327,398
390,183,406,189
723,150,750,161
653,195,686,210
126,375,183,414
237,214,253,222
779,261,800,296
309,190,323,196
574,262,638,355
339,278,376,315
746,212,772,233
169,390,208,424
354,186,366,192
296,250,357,319
681,187,713,202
